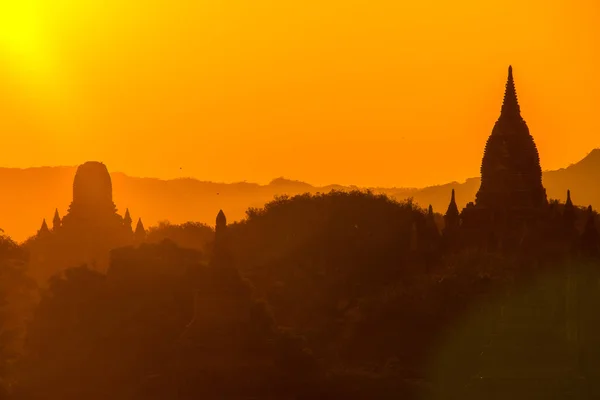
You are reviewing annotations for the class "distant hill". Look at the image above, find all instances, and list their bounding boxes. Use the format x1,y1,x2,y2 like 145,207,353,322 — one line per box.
1,149,599,242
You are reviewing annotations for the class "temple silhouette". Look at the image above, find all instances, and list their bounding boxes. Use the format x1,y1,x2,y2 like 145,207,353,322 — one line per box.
24,66,598,280
442,66,592,253
27,162,147,279
9,66,600,400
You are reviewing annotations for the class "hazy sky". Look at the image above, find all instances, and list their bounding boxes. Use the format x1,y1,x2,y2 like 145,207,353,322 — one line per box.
0,0,598,188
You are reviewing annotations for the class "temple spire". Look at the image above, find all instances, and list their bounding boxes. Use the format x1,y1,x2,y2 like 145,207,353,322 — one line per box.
52,208,61,231
562,189,577,239
213,210,232,268
444,189,460,235
427,204,437,226
38,219,50,236
134,218,146,244
564,189,575,223
445,189,459,217
216,209,227,230
500,65,521,119
123,208,133,231
135,218,145,234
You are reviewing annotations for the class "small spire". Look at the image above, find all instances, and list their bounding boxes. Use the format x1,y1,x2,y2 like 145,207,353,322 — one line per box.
445,189,459,217
213,209,231,268
135,218,145,234
563,189,576,229
134,218,146,245
500,65,521,119
216,209,227,228
52,208,61,231
124,208,132,226
443,189,461,236
566,190,573,207
215,209,227,240
428,205,433,215
39,218,50,235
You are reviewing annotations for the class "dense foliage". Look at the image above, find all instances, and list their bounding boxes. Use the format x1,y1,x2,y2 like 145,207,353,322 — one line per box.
2,191,600,399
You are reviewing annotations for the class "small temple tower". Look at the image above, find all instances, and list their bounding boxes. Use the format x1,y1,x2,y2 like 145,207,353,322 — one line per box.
38,219,50,236
442,189,461,250
123,209,133,233
426,205,439,235
215,210,227,242
52,209,61,231
563,190,576,231
134,218,146,244
443,189,460,235
212,210,232,268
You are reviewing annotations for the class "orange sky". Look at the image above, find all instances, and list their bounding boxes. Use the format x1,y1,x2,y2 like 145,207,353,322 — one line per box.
0,0,598,188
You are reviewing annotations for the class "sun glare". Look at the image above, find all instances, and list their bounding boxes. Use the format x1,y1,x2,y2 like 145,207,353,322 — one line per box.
0,0,78,109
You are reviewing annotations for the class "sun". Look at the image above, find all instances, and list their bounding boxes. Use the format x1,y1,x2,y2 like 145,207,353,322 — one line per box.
0,1,50,75
0,0,74,105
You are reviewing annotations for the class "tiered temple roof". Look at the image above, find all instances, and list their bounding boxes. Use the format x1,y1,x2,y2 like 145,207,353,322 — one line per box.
475,66,547,211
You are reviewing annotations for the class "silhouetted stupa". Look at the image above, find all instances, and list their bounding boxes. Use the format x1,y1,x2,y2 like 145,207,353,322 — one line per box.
62,161,118,224
30,162,141,277
455,67,550,249
475,66,547,211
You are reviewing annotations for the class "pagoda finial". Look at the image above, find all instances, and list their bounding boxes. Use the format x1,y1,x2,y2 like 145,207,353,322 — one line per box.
500,65,521,119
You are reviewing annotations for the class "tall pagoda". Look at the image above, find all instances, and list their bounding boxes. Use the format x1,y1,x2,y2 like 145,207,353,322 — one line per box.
460,66,548,245
475,65,547,211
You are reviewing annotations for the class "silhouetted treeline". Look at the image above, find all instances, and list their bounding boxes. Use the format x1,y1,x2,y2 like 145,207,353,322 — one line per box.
2,191,600,399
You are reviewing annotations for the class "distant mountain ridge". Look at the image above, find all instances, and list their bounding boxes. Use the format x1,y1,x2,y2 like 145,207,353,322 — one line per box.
2,149,600,242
